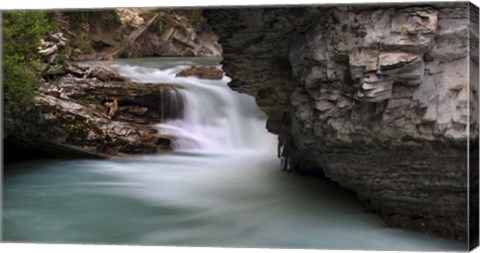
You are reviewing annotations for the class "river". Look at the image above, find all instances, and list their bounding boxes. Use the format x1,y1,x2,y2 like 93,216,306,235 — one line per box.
2,57,466,251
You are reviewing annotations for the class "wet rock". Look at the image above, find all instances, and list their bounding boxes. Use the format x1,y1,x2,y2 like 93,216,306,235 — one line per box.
4,72,184,159
176,66,223,80
205,2,478,241
66,63,87,77
86,64,130,82
59,76,185,124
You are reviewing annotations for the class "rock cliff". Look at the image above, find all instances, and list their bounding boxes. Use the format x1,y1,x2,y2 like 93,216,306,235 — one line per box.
50,9,221,61
205,3,479,241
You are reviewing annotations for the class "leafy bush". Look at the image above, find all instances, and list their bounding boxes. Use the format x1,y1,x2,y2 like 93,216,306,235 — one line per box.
100,10,121,29
71,32,94,54
63,11,88,31
3,58,38,109
2,11,51,109
175,21,187,31
3,12,50,62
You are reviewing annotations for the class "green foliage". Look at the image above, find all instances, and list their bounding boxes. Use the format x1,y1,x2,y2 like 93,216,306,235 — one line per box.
46,12,61,31
3,11,50,62
2,11,51,109
63,11,88,30
175,9,203,26
71,32,94,54
149,15,166,33
143,9,202,33
61,12,94,54
56,54,66,65
175,21,187,31
99,10,121,30
3,58,38,109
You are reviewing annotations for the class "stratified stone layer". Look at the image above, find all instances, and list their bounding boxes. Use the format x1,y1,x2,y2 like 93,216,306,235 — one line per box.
205,3,479,241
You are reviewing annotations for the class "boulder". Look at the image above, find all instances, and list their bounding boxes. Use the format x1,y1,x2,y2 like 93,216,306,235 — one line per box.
86,64,130,82
176,66,224,80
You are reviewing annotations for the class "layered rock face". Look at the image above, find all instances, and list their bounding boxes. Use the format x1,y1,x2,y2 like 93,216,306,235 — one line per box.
4,65,182,159
205,8,324,135
205,3,479,240
73,9,222,60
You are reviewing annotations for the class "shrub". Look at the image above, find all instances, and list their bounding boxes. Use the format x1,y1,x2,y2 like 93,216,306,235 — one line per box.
175,21,187,31
3,11,50,62
63,11,88,31
3,58,38,109
2,11,51,109
99,10,121,30
71,32,94,54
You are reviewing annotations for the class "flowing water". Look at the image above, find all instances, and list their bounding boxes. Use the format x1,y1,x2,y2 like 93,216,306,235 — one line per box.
2,57,466,251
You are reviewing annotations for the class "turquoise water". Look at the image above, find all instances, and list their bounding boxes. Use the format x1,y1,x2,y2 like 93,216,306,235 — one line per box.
2,58,467,251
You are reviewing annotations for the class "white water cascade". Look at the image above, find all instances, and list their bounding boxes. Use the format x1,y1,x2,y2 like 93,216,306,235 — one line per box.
107,57,277,153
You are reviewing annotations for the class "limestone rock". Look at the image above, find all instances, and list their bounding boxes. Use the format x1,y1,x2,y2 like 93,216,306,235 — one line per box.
66,63,88,78
86,64,130,82
4,73,184,158
117,8,145,29
205,2,478,241
38,45,58,56
176,66,224,80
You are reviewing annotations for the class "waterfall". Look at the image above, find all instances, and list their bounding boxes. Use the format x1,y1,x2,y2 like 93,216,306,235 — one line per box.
4,58,465,251
159,88,185,122
107,58,277,153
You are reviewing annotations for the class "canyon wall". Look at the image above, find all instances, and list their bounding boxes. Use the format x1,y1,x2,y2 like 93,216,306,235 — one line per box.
205,2,479,241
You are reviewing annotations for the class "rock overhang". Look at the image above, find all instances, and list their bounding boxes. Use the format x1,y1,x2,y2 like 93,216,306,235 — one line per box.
204,2,478,241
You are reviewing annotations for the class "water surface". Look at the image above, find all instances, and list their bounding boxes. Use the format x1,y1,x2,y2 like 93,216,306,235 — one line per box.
2,57,466,251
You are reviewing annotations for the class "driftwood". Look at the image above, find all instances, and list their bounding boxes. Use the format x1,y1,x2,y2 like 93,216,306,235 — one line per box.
53,18,69,26
61,27,77,38
52,18,77,38
108,13,160,59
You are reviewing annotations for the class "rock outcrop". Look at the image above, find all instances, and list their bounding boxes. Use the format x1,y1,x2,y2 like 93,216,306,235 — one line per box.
205,3,479,241
176,66,224,80
125,13,222,58
64,9,222,61
4,64,183,159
